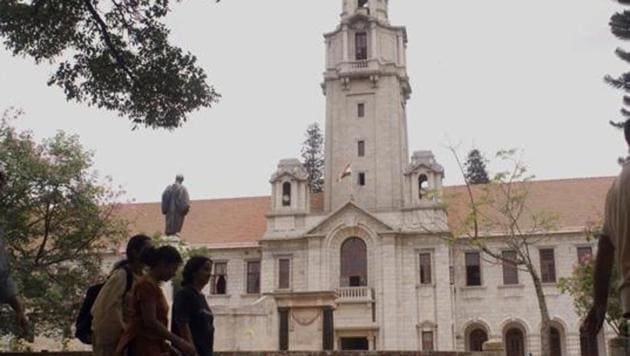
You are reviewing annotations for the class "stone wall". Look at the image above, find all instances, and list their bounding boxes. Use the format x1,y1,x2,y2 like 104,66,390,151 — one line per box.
1,352,501,356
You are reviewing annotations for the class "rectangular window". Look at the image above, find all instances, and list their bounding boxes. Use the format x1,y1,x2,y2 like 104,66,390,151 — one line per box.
357,103,365,118
419,253,432,285
358,140,365,157
421,331,434,351
577,246,593,265
246,261,261,294
211,262,227,295
540,249,557,283
355,32,368,60
502,250,519,285
358,172,366,186
465,252,481,286
278,258,291,289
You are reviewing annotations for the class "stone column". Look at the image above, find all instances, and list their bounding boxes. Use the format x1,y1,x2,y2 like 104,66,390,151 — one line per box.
370,22,378,59
278,307,290,351
398,35,405,66
342,25,349,62
381,235,398,349
322,306,334,350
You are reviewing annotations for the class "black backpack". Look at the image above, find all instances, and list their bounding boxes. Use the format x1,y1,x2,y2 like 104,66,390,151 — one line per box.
75,264,133,345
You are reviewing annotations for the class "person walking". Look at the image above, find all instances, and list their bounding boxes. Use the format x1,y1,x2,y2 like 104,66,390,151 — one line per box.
91,234,152,356
172,256,214,356
116,245,197,356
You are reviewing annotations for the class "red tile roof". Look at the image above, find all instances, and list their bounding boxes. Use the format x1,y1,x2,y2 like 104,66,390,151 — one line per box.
445,176,613,235
118,177,614,246
118,196,270,247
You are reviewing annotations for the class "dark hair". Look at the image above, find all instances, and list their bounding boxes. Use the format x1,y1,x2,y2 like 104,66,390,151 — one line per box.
141,245,183,268
126,234,151,262
181,256,212,287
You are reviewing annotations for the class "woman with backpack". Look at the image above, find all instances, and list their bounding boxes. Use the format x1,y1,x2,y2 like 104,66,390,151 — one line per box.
116,245,197,356
91,234,152,356
172,256,214,356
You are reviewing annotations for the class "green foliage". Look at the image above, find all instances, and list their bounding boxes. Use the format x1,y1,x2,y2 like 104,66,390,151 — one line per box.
0,1,221,129
463,149,490,185
0,109,128,339
606,2,630,128
558,255,629,336
301,123,324,193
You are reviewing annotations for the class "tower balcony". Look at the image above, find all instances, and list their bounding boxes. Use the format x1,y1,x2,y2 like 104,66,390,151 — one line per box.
331,58,382,78
323,59,411,98
336,286,374,303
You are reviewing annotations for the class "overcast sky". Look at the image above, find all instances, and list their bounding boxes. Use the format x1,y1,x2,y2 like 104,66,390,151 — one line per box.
0,0,626,203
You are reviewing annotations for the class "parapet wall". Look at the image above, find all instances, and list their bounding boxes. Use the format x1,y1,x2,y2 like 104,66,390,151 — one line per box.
1,351,502,356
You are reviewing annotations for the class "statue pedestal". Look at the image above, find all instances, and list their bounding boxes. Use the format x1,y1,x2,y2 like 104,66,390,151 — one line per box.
160,234,182,246
482,339,504,356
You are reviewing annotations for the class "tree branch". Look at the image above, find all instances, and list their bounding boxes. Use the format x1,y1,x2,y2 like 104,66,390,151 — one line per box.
82,0,136,81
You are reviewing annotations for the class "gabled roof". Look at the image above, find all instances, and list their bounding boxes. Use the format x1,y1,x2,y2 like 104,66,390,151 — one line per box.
305,200,395,236
117,177,614,246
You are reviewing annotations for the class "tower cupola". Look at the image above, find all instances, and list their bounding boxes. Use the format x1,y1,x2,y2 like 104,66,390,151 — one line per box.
342,0,389,23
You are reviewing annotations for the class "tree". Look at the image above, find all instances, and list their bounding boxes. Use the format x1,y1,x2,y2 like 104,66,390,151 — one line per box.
0,110,128,341
559,255,629,337
606,1,630,128
449,148,558,356
0,1,222,129
300,122,324,193
464,148,490,185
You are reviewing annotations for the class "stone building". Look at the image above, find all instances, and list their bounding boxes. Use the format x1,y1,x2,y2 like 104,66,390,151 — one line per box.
120,1,615,355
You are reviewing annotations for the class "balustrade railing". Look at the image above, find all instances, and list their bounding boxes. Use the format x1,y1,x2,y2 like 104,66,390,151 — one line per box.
336,286,373,301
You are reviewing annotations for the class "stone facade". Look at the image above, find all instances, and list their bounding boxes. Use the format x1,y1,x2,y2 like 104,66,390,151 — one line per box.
187,2,618,355
189,2,617,355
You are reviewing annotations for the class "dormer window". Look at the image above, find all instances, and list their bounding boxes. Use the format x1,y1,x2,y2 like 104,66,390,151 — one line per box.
282,182,291,207
355,32,368,60
418,174,428,200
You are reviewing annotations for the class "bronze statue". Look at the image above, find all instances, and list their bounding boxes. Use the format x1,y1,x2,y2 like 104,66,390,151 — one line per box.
161,174,190,236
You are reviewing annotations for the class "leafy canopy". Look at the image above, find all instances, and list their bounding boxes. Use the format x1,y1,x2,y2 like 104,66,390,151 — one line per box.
0,1,221,129
0,109,128,339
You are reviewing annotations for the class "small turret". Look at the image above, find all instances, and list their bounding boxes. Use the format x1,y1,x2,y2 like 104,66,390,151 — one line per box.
341,0,389,23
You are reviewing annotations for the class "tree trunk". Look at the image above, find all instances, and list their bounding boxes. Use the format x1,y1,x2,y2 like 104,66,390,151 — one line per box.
529,264,552,356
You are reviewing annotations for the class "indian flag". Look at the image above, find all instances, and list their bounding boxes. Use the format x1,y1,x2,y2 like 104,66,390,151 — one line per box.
336,163,352,182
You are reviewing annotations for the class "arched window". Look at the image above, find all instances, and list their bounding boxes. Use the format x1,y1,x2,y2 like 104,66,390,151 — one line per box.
358,0,368,7
418,174,428,200
550,326,563,356
505,328,525,356
282,182,291,207
468,328,488,351
340,237,367,287
355,32,368,60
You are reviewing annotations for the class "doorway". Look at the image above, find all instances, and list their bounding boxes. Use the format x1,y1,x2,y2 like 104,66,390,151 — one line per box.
340,337,369,350
505,328,525,356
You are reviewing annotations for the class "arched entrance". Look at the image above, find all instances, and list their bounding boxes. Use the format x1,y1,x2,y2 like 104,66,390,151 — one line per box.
340,237,367,287
505,328,525,356
550,326,562,356
468,328,489,351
